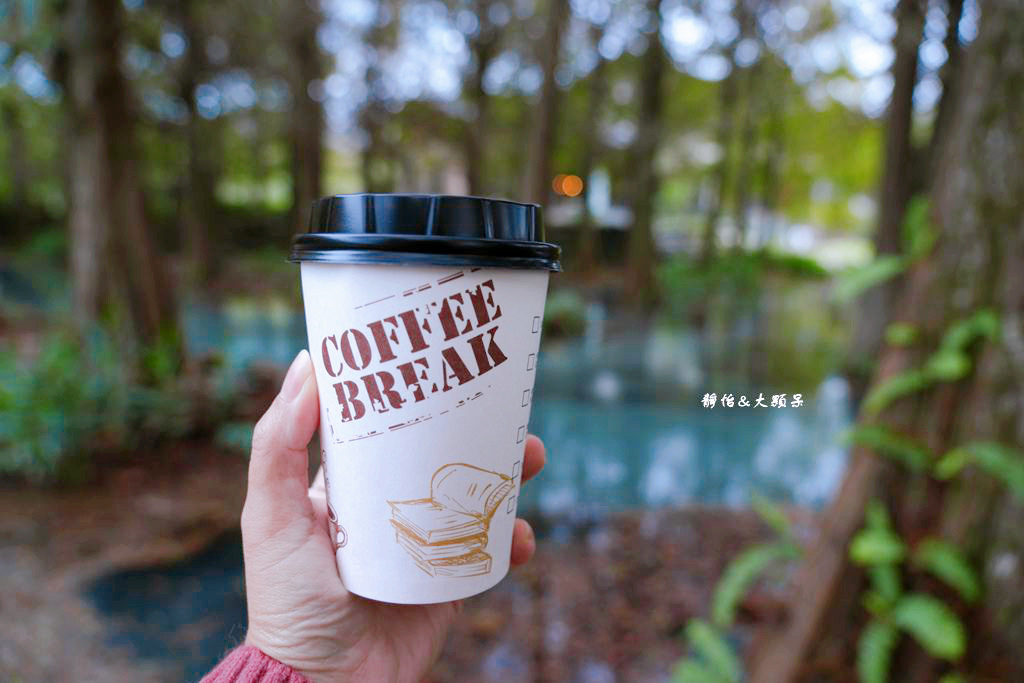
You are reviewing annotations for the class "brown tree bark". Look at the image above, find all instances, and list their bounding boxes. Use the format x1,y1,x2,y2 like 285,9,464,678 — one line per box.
624,0,666,308
519,0,570,205
849,0,925,384
359,2,396,193
924,0,965,188
749,2,1024,679
575,21,610,277
876,0,925,254
699,0,752,264
732,58,762,247
64,0,110,329
1,0,29,216
287,0,325,233
757,65,785,248
2,99,30,218
63,0,178,355
462,0,500,196
176,0,215,285
699,70,736,264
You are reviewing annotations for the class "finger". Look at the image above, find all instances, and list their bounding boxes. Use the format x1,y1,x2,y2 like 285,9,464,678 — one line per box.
521,435,546,484
244,350,320,530
510,518,536,566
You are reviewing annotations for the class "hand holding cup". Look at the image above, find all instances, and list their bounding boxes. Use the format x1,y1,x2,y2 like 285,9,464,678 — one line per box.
241,350,546,682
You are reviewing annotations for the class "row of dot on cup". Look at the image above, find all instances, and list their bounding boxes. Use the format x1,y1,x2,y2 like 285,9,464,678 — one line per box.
507,314,542,514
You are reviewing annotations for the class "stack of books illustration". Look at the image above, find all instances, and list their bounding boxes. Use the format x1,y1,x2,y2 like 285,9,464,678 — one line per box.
389,463,513,578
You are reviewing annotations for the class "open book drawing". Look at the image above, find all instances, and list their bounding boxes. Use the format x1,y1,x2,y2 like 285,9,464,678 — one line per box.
389,463,513,578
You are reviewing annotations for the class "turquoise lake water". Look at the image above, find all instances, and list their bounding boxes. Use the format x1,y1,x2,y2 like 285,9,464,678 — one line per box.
77,293,854,679
184,300,852,513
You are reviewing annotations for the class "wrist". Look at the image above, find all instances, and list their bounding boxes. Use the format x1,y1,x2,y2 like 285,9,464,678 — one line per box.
243,631,345,683
203,644,312,683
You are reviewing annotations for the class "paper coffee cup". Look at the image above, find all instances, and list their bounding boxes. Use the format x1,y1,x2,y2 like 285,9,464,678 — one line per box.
291,194,560,604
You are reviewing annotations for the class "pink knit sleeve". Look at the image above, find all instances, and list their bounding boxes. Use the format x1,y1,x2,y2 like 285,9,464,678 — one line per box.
200,646,311,683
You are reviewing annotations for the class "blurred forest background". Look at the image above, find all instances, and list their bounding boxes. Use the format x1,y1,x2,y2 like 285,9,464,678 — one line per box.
2,0,1024,681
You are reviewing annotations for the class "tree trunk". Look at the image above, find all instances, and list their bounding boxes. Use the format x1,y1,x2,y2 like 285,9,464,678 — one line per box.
701,0,757,261
849,0,925,388
876,0,924,256
2,100,30,214
749,2,1024,679
177,0,215,285
699,53,739,264
757,63,785,248
519,0,570,205
576,22,609,277
63,0,179,356
100,0,178,349
287,0,325,234
359,3,396,194
1,0,29,217
624,0,666,308
924,0,965,188
64,0,110,330
463,0,499,196
732,59,762,248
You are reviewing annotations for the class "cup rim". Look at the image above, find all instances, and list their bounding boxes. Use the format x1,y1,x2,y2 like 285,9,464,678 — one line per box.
290,233,562,271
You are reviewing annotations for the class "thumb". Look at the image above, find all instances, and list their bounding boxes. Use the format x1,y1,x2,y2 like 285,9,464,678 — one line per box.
243,350,320,535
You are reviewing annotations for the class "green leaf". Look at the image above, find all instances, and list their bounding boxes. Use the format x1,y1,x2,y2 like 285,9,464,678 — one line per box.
913,539,980,603
962,442,1024,499
891,594,966,660
869,564,902,605
857,619,899,683
934,447,971,480
863,589,893,616
851,528,907,566
924,350,972,382
862,370,932,417
938,318,977,352
755,248,829,278
751,494,792,539
938,674,967,683
902,196,936,261
685,619,741,682
970,309,1000,342
835,255,908,304
885,322,919,347
865,499,892,530
846,425,932,472
939,442,1024,497
940,309,1001,351
712,542,800,628
672,659,730,683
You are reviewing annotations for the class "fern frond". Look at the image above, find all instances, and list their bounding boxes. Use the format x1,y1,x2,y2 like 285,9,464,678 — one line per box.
857,619,898,683
711,542,798,628
913,539,980,603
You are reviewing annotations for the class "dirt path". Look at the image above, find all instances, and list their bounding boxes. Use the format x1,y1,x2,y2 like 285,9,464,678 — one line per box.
434,506,809,682
0,445,811,682
0,443,248,682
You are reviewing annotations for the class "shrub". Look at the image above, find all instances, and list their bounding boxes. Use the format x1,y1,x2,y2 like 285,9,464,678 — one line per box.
0,328,221,484
543,288,587,338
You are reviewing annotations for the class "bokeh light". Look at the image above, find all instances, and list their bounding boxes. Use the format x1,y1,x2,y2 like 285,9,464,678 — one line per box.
552,173,583,197
562,174,583,197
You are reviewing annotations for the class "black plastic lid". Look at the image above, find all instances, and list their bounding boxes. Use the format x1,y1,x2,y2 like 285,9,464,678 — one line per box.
290,194,561,271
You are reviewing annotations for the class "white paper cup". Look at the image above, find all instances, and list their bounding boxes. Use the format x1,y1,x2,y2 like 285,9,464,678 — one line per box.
291,194,559,604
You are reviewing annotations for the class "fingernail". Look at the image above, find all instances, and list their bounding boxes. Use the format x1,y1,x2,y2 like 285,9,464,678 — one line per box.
280,350,311,402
